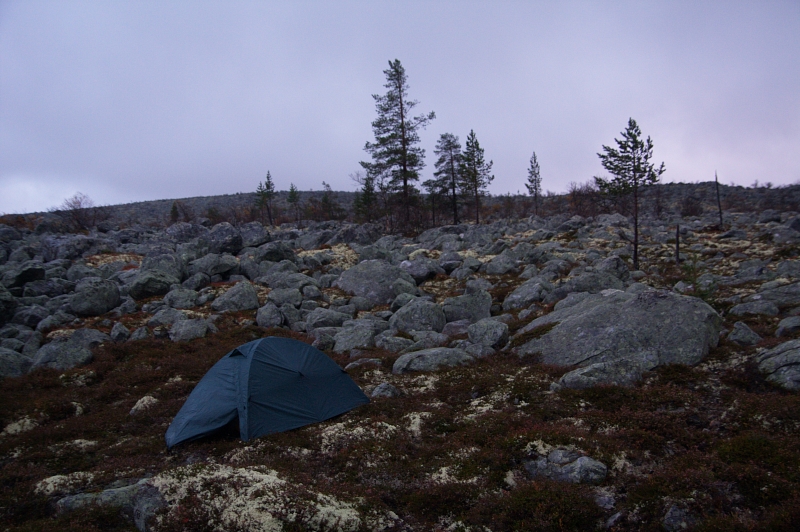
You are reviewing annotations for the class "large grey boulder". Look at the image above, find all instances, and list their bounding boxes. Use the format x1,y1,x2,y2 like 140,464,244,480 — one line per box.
594,256,631,281
392,347,474,374
148,308,187,328
543,272,625,305
267,288,303,308
261,272,318,291
256,302,284,328
729,300,780,317
128,270,179,300
201,222,243,254
524,449,607,485
388,298,446,334
333,319,389,353
306,308,351,333
441,290,492,323
483,251,518,275
502,278,552,311
163,288,199,309
758,340,800,390
334,260,417,307
70,278,121,317
169,319,209,342
11,305,49,328
0,348,32,377
30,328,111,371
140,252,185,282
514,289,721,386
399,257,445,284
188,253,238,277
165,222,208,243
239,221,271,247
776,316,800,338
558,351,659,389
211,281,260,312
745,282,800,310
257,241,297,263
467,318,509,348
727,321,762,346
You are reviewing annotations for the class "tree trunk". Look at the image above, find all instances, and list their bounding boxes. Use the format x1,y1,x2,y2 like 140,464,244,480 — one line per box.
715,171,723,229
633,184,639,271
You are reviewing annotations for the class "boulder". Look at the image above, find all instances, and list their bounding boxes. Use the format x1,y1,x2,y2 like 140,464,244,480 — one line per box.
333,319,388,353
375,333,414,353
388,298,446,334
776,316,800,338
128,270,179,300
441,290,492,323
148,308,187,328
502,279,552,311
189,253,238,277
163,288,199,309
745,282,800,310
70,278,121,316
165,222,208,243
543,272,625,305
169,319,209,342
202,222,243,254
524,450,607,484
399,257,445,284
392,347,474,374
267,288,303,308
483,251,518,275
514,289,721,386
256,302,284,328
727,321,762,346
758,340,800,390
140,252,185,283
257,241,297,263
334,260,417,306
182,272,211,291
110,322,131,343
594,256,631,281
11,305,49,328
211,281,260,312
239,221,271,247
558,351,659,389
467,318,509,348
305,308,351,333
729,300,780,317
0,348,33,377
371,382,401,398
31,335,98,371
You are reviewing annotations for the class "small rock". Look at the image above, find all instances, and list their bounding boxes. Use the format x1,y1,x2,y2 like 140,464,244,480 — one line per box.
371,382,401,398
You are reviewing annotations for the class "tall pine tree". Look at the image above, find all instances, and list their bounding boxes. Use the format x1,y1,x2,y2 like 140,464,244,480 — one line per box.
459,130,494,224
525,151,542,215
433,133,462,224
360,60,435,227
595,118,665,270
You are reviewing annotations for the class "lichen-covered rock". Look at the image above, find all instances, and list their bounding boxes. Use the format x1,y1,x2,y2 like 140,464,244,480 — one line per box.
211,281,260,312
729,300,780,317
70,278,121,316
334,260,416,306
0,347,32,377
169,319,209,342
392,347,474,374
163,288,199,309
388,298,446,334
399,256,445,284
201,222,243,254
502,278,552,311
758,339,800,390
728,321,762,345
467,318,509,348
514,289,721,386
256,302,284,328
128,270,179,300
305,308,351,333
524,449,607,484
441,290,492,323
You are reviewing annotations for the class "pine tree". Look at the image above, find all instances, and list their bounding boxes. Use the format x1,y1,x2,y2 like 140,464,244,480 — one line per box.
525,151,542,215
361,59,435,228
169,201,179,224
287,183,300,223
433,133,462,224
255,171,276,226
595,118,665,270
459,130,494,224
422,178,446,227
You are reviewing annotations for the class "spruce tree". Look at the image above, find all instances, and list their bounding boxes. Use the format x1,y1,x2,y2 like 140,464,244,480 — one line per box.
361,59,435,228
459,130,494,224
595,118,665,270
525,151,542,215
256,171,276,226
433,133,462,224
287,183,300,223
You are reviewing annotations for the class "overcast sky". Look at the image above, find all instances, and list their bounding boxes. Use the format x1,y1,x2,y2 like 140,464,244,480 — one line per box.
1,1,799,214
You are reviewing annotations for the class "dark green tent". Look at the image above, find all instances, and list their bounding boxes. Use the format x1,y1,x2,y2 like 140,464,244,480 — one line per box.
165,337,369,449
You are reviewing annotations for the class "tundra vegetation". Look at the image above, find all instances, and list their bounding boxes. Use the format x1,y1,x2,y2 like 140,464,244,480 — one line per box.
1,184,800,531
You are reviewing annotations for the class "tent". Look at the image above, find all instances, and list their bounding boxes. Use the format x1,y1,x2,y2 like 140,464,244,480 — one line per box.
165,337,369,448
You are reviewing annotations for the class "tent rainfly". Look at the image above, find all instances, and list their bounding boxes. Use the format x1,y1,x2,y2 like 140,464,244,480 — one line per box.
165,337,369,449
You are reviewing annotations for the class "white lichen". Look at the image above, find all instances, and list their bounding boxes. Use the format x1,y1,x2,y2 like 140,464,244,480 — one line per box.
130,395,159,415
2,416,38,436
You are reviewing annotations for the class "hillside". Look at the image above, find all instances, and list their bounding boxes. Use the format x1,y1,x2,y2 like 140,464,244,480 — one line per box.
1,193,800,530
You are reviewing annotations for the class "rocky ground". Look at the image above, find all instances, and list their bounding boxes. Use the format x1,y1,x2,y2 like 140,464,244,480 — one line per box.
2,207,800,531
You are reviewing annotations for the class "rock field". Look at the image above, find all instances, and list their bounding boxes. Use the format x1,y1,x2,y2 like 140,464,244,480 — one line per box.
2,202,800,530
